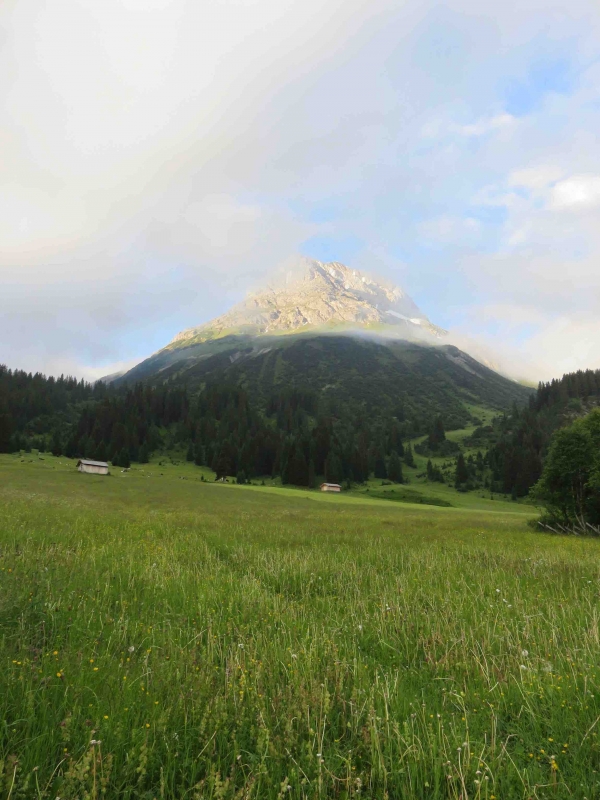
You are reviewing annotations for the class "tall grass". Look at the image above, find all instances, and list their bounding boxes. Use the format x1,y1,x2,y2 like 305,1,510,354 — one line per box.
1,460,600,798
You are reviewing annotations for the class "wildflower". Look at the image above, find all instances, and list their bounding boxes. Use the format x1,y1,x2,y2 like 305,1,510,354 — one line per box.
104,715,109,720
521,649,529,657
128,646,135,653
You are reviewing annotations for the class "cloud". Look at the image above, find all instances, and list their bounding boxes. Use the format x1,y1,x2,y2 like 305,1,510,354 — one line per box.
549,175,600,209
454,114,517,138
2,0,600,381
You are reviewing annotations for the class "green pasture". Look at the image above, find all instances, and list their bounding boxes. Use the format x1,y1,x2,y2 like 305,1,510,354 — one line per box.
1,455,599,799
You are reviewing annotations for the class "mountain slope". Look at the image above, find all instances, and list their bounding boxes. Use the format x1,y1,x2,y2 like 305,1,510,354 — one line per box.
115,259,533,432
119,333,532,432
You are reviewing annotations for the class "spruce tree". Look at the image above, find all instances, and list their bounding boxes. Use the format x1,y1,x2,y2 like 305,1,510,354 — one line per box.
404,443,416,468
286,446,309,486
325,450,343,483
186,442,194,462
194,444,205,467
454,453,469,489
0,409,13,453
428,417,446,450
374,448,387,479
387,451,403,484
50,429,63,457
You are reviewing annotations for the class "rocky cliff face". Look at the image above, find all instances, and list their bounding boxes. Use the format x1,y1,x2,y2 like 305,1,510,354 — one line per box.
171,259,444,346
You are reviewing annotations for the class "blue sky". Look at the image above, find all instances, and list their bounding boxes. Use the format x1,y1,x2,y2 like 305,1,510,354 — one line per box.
1,0,600,380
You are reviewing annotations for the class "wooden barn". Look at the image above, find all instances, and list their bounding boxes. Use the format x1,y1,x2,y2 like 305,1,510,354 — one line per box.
320,482,341,493
77,459,109,476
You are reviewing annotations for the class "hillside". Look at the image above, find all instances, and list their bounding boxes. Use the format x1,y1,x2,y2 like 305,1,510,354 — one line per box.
482,367,600,497
118,333,532,432
115,259,532,429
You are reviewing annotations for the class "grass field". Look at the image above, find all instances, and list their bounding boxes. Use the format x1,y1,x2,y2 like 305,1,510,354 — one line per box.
1,454,600,799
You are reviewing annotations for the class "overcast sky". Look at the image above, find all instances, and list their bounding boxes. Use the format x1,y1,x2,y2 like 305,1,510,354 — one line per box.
2,0,600,381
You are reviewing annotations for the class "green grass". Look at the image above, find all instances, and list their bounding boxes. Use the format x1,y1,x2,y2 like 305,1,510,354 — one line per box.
1,454,600,799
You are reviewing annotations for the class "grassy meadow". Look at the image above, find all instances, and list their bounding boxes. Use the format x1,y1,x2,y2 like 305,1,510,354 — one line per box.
1,454,600,799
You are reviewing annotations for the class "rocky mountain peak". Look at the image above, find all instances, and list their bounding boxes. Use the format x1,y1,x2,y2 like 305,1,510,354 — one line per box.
171,258,444,346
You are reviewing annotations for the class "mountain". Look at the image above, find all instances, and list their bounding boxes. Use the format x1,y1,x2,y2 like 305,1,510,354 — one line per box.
170,259,445,346
114,259,533,432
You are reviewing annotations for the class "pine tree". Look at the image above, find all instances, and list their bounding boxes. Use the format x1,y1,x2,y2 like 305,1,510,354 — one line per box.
186,442,194,461
138,442,149,463
455,453,469,489
194,444,205,467
308,459,316,489
286,445,309,486
0,409,14,453
387,451,403,484
374,448,387,479
50,429,63,457
325,450,343,484
404,443,416,468
428,417,446,450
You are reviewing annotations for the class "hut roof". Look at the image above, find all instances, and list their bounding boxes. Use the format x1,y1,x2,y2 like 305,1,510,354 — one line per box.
77,459,109,468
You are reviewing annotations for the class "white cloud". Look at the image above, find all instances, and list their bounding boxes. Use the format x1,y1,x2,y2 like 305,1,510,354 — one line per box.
454,113,517,137
549,174,600,209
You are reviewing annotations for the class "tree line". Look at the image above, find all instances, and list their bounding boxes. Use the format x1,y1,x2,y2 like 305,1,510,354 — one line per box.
483,368,600,498
0,365,417,486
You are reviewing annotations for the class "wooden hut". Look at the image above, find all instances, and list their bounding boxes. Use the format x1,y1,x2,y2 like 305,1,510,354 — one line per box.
320,482,341,493
76,459,109,476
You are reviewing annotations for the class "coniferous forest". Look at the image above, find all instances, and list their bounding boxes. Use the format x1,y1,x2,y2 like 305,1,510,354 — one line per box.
0,366,406,485
3,361,600,493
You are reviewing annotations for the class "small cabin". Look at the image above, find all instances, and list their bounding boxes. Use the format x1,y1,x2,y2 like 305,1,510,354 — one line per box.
320,482,341,493
77,459,109,476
